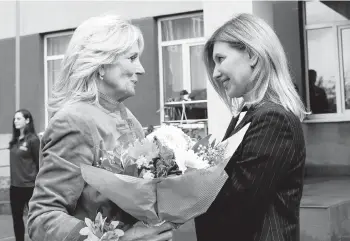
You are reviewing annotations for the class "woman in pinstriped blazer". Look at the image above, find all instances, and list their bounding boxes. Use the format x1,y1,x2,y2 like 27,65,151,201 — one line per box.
195,13,307,241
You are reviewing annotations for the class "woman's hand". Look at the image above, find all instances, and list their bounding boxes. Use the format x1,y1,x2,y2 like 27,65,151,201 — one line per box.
120,222,174,241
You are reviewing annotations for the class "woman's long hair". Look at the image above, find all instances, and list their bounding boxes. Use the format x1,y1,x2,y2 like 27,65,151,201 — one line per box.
9,109,37,148
203,13,307,120
48,14,144,117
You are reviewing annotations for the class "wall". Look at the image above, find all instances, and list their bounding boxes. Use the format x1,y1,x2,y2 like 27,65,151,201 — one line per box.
20,34,45,132
303,123,350,176
0,1,15,40
0,1,202,39
273,1,304,100
272,1,350,176
2,0,349,178
0,18,162,132
0,34,44,175
125,17,160,127
0,34,46,134
253,0,274,28
0,37,16,174
0,39,16,134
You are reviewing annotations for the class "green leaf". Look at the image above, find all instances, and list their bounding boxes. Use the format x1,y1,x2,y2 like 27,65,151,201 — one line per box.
123,163,139,177
192,134,212,152
100,156,124,174
211,138,217,148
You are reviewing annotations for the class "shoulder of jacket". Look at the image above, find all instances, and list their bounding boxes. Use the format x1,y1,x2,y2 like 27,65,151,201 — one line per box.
251,102,301,128
255,102,295,117
47,102,100,133
26,133,39,142
52,102,98,121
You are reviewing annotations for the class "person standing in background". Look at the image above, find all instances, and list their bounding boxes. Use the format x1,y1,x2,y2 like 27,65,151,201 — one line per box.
9,109,40,241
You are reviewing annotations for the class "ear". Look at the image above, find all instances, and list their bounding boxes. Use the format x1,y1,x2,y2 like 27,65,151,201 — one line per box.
98,66,105,78
246,49,258,67
25,119,30,124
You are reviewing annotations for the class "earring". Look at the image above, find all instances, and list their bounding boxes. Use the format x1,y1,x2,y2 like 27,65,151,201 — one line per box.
99,74,104,81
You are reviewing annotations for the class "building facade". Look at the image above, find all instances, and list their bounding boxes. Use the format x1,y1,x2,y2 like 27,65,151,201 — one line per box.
0,1,350,177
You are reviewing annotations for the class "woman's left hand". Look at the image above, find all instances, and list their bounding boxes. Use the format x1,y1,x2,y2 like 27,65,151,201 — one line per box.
120,221,174,241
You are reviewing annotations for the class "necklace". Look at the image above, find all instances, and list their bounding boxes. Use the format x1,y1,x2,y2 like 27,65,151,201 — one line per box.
98,92,138,142
98,91,120,106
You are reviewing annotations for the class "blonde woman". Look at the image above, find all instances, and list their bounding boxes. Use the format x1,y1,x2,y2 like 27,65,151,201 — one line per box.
27,14,173,241
195,13,307,241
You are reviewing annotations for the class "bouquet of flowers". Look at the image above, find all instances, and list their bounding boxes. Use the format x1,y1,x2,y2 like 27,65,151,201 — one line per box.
81,123,251,226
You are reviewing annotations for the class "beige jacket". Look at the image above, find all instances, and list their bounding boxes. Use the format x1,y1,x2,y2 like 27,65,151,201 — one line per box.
27,97,144,241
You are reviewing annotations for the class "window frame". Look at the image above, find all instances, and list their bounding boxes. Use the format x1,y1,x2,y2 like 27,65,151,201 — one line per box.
302,2,350,123
157,12,207,129
43,31,73,127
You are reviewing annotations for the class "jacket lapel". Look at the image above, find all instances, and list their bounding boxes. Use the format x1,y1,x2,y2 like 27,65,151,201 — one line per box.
222,114,240,141
224,106,257,140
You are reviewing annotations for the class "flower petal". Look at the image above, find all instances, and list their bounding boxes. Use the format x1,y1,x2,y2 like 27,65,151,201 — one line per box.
114,229,125,237
110,221,119,229
85,218,93,229
79,227,90,235
87,232,100,241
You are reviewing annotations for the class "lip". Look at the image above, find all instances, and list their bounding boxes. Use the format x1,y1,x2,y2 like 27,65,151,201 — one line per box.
222,79,229,87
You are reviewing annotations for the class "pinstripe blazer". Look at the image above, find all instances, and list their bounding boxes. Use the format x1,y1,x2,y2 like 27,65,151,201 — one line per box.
195,101,306,241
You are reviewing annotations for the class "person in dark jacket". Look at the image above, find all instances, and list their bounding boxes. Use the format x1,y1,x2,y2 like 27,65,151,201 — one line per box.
308,69,329,113
195,13,307,241
9,109,40,241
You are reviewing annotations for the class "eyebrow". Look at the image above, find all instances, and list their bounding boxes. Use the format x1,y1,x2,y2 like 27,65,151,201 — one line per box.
129,52,139,56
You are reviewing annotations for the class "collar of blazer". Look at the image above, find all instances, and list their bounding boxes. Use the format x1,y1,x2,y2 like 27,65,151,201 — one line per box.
222,103,263,141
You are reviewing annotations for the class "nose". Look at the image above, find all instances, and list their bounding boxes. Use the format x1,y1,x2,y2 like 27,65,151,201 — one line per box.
136,60,145,75
213,65,221,82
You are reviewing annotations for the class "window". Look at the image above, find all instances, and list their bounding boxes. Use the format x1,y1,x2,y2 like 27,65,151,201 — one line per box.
304,1,350,122
44,32,73,126
158,13,208,137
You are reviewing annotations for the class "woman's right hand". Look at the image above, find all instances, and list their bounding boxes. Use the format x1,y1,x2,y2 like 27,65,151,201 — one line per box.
120,222,174,241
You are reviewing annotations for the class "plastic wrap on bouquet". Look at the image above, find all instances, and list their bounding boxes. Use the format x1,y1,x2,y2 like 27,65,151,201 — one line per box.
81,122,251,225
156,162,228,223
81,165,161,224
156,123,251,223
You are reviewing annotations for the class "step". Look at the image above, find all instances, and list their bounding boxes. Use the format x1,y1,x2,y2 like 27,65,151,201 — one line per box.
0,201,11,215
0,215,31,241
0,176,10,215
300,179,350,241
0,201,29,216
0,188,9,202
0,176,9,202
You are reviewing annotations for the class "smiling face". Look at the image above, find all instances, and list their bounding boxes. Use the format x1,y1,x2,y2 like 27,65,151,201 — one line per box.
98,42,145,102
14,112,29,130
212,41,254,99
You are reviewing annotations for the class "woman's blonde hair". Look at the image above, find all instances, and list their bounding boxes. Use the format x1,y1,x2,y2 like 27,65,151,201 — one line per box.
48,14,144,116
204,13,307,120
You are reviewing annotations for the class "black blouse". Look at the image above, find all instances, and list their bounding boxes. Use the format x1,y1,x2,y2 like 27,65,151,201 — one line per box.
9,133,40,187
